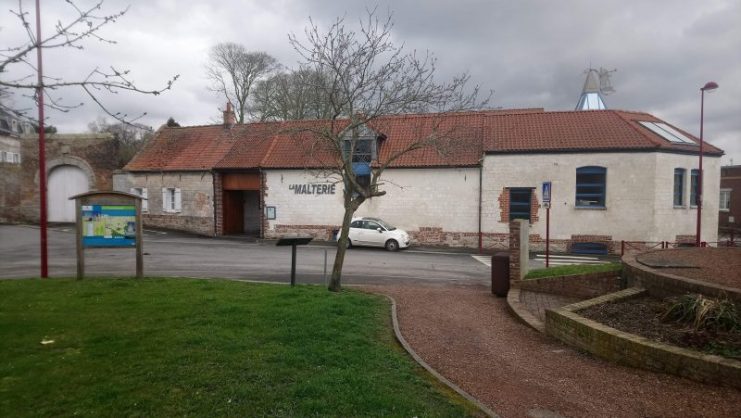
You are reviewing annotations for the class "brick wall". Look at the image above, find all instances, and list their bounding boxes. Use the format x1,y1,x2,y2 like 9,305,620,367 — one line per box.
514,271,622,299
509,220,529,280
622,252,741,303
546,288,741,389
719,165,741,229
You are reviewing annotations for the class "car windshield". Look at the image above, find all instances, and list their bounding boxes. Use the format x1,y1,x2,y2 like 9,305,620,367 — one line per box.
376,219,396,231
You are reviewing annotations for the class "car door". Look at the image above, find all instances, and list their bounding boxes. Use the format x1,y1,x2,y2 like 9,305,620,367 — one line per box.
363,220,386,247
348,220,365,245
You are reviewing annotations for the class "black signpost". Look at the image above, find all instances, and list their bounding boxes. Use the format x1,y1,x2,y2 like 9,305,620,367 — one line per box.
276,236,313,286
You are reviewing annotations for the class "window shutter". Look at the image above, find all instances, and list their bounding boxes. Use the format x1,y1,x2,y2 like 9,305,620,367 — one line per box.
142,188,148,212
162,188,168,212
174,188,182,212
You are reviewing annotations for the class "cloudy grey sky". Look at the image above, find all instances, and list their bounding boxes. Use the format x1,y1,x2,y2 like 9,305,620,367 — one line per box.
3,0,740,164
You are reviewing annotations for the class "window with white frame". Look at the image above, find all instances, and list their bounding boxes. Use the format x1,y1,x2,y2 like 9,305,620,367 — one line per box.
130,187,149,212
12,153,20,164
720,189,731,212
162,187,181,213
0,151,7,162
673,168,685,206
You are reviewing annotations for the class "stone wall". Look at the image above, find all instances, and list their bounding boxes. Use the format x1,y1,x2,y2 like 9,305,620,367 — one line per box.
1,133,118,223
113,170,215,235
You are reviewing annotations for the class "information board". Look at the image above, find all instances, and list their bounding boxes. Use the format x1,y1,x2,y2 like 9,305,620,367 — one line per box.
81,205,136,247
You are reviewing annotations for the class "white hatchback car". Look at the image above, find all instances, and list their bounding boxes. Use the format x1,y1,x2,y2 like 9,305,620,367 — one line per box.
339,217,411,251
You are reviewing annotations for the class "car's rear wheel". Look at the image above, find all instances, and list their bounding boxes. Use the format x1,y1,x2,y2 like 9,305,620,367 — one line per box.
345,239,352,249
385,239,399,252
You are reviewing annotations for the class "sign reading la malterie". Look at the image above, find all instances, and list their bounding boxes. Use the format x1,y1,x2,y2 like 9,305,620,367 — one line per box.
289,183,336,195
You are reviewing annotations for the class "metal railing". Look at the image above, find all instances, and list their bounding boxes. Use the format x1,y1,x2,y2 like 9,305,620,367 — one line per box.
621,237,738,256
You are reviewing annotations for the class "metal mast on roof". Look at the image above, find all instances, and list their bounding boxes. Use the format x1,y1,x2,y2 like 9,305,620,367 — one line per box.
576,67,616,111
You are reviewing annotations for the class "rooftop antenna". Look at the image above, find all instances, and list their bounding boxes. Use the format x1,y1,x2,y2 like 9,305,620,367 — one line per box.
598,67,617,95
576,66,617,110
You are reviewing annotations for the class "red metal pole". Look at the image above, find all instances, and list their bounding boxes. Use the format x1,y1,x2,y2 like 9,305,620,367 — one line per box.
35,0,48,278
545,205,550,268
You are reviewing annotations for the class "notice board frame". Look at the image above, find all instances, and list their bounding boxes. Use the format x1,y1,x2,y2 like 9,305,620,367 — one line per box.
70,191,144,279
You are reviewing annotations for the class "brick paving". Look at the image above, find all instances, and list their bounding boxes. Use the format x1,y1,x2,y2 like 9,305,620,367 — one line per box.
518,289,580,322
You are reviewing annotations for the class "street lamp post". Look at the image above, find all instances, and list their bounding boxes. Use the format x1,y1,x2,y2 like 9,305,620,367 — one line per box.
696,81,719,247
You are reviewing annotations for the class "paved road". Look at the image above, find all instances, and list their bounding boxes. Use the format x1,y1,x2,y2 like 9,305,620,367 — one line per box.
0,225,490,286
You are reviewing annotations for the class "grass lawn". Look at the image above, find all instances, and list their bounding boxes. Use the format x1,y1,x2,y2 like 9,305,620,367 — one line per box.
525,262,622,280
0,278,480,417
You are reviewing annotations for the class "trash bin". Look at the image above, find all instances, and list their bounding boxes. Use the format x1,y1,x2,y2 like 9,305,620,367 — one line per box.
491,252,510,297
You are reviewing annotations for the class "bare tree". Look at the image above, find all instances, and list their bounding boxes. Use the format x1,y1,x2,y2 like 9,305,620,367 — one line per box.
289,10,488,291
88,116,154,166
205,43,280,124
251,67,335,121
0,0,179,123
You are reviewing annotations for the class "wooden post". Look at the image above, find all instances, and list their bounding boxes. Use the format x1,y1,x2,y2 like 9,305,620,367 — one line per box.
76,198,84,279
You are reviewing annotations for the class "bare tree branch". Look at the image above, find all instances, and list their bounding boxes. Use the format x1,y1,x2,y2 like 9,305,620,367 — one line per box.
0,0,179,125
285,9,490,291
205,43,280,124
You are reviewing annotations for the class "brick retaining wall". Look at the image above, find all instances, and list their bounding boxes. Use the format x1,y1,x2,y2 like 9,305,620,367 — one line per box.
622,252,741,303
515,271,622,299
546,288,741,389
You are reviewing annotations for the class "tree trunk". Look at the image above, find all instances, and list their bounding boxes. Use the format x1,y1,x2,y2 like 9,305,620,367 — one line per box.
328,204,357,292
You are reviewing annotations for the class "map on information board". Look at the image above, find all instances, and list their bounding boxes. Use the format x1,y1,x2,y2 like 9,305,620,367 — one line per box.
81,205,136,247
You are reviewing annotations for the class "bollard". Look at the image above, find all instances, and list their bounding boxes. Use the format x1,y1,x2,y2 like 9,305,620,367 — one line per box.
491,252,510,297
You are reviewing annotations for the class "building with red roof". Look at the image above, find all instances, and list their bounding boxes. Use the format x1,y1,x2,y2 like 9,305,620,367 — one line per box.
114,105,723,251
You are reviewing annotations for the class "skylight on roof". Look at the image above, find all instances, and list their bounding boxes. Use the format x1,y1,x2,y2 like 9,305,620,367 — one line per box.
638,121,697,145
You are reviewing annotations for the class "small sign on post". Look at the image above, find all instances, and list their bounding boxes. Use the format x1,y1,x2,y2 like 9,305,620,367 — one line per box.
276,236,314,286
542,181,552,204
71,191,144,279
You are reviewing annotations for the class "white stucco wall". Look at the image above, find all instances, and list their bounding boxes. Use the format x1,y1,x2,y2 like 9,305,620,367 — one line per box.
653,152,720,243
263,167,480,234
481,152,721,243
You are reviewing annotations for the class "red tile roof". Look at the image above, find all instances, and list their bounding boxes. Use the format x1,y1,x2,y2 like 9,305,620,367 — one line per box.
483,110,723,155
124,109,723,172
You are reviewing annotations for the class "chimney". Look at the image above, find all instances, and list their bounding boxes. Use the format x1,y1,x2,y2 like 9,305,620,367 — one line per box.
223,102,236,129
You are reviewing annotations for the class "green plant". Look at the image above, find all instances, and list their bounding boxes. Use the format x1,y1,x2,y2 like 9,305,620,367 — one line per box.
662,294,741,332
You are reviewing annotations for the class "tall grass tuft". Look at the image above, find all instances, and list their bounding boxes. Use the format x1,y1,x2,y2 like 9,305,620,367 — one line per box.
662,293,740,332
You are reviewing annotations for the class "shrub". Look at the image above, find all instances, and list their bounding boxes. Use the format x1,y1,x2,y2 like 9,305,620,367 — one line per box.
662,294,740,332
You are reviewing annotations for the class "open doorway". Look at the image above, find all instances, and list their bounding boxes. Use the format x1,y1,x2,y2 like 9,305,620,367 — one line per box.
221,172,262,237
223,190,261,236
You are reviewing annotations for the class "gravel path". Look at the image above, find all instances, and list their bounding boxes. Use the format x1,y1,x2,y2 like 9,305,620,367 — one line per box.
636,247,741,289
363,283,741,418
